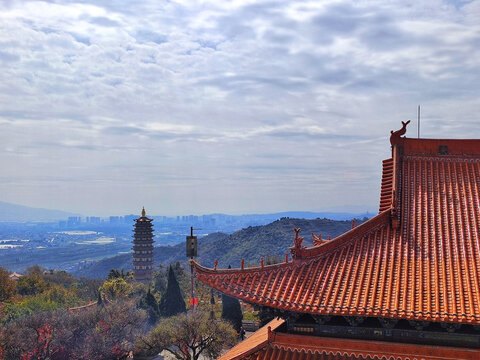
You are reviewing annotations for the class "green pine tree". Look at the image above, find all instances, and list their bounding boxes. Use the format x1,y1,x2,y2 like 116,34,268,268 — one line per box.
221,265,243,332
107,269,121,280
140,288,161,324
159,266,186,317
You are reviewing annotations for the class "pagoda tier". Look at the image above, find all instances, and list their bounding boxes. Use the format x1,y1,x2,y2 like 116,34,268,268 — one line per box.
194,127,480,333
132,208,155,281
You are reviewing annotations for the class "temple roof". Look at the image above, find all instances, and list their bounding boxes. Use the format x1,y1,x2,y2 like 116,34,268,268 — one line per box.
194,125,480,325
218,318,284,360
219,319,480,360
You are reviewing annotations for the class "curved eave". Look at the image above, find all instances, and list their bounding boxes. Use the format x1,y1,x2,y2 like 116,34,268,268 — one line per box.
294,209,392,259
196,257,480,324
218,318,284,360
192,258,293,277
193,209,393,276
193,206,480,325
134,217,154,222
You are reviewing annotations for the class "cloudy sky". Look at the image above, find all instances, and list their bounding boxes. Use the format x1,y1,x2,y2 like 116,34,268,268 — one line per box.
1,0,480,216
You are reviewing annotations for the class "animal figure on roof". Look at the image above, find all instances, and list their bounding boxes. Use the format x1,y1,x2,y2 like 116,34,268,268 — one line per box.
294,228,304,248
390,120,410,137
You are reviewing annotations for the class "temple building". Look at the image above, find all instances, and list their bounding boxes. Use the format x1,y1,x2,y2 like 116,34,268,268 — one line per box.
132,207,155,281
194,122,480,359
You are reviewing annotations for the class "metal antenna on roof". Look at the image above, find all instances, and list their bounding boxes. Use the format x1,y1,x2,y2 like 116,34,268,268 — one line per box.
417,105,421,138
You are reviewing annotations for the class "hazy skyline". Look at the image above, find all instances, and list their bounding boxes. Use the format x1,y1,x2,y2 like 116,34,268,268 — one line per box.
1,0,480,216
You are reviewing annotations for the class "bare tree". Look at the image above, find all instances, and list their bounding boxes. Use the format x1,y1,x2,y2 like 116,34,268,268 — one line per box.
0,300,146,360
138,310,237,360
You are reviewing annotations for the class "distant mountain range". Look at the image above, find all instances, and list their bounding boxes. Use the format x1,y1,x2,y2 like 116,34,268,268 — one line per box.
0,200,374,224
213,211,374,222
0,201,79,222
74,217,365,279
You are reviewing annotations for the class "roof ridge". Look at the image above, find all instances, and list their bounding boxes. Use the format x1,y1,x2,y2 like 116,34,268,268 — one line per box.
295,209,391,260
191,256,293,273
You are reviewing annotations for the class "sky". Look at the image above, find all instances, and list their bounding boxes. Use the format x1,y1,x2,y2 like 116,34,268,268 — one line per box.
1,0,480,216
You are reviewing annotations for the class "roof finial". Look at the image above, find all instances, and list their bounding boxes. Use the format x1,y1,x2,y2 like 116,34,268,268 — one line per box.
312,233,323,246
141,207,146,217
390,120,410,145
293,228,304,248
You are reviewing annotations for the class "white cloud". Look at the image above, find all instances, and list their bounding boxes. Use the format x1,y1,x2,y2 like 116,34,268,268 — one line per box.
1,0,480,215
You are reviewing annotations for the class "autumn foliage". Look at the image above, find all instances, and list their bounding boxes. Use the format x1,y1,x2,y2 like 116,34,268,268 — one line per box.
0,301,146,360
0,263,241,359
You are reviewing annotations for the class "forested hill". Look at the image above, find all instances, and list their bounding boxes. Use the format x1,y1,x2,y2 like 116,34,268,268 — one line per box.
74,217,365,278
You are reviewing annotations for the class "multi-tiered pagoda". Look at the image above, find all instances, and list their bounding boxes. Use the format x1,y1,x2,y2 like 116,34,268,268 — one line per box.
132,207,155,282
194,122,480,359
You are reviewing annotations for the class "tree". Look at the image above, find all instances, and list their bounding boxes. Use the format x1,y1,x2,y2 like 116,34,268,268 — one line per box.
41,269,76,288
0,300,146,360
17,273,48,296
41,284,79,306
152,265,167,294
74,277,103,302
221,293,243,332
0,267,16,302
159,266,186,317
221,266,243,332
138,310,236,360
25,265,46,276
99,278,132,299
107,268,122,280
139,288,160,324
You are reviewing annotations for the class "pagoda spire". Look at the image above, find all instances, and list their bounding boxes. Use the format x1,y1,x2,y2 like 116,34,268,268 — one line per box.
142,207,146,218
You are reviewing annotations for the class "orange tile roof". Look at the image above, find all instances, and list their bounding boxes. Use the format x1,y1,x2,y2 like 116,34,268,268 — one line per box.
217,318,284,360
223,326,480,360
194,131,480,325
378,158,394,212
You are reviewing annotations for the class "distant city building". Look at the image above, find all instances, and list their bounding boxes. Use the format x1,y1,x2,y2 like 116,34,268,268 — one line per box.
132,207,155,282
124,214,137,223
67,216,81,226
86,216,101,224
109,216,121,224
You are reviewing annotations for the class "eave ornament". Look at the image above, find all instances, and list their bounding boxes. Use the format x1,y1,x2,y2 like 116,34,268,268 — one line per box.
312,232,323,246
390,120,410,145
290,228,305,259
